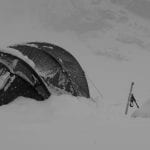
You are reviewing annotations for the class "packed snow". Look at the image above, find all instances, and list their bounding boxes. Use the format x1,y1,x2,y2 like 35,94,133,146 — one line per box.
0,0,150,150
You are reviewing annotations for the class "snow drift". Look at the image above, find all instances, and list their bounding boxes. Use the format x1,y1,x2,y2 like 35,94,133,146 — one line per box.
131,99,150,118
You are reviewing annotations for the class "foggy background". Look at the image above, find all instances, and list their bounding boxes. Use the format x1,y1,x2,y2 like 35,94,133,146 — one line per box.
1,0,150,47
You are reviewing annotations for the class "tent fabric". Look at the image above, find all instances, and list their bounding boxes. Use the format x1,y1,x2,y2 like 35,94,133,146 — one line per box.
0,51,50,105
9,42,90,98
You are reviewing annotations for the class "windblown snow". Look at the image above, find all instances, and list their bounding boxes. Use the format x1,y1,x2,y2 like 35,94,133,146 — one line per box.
0,0,150,150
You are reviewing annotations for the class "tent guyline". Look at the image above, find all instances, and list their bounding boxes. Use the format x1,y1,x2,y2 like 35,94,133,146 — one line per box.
86,74,103,99
0,42,90,106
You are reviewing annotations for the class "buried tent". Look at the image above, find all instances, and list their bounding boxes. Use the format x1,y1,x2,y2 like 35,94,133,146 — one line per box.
0,42,90,105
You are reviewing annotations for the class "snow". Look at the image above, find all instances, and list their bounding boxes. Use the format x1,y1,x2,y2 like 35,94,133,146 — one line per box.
0,47,35,69
131,99,150,118
0,0,150,150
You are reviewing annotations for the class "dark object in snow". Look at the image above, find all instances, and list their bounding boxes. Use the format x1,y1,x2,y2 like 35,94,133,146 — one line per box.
125,82,134,115
0,52,50,105
125,82,139,115
129,94,139,108
0,42,90,105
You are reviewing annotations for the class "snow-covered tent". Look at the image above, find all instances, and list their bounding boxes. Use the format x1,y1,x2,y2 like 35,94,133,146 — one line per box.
0,42,90,105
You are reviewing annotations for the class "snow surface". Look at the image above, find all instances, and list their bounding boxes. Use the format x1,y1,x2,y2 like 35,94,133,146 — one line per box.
132,98,150,118
0,0,150,150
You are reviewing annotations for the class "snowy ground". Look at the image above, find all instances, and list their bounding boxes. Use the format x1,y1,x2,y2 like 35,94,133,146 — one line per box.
1,0,150,150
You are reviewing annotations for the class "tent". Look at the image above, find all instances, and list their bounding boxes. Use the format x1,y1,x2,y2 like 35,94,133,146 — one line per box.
0,42,90,105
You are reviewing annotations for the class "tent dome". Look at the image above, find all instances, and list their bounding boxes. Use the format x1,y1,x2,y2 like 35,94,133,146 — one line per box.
0,42,90,105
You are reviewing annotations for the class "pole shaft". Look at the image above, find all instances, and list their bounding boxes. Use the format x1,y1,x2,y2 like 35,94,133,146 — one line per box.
125,82,134,115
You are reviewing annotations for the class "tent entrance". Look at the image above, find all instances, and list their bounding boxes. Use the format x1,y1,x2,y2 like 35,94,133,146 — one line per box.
0,62,46,106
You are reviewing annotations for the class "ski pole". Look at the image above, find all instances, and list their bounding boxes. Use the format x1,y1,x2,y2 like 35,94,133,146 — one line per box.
125,82,134,115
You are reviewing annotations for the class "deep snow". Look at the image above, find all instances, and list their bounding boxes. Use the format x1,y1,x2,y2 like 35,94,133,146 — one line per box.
0,0,150,150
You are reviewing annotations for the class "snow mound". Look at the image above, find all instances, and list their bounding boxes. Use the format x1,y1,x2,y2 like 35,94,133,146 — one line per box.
131,99,150,118
0,95,97,123
48,95,97,117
